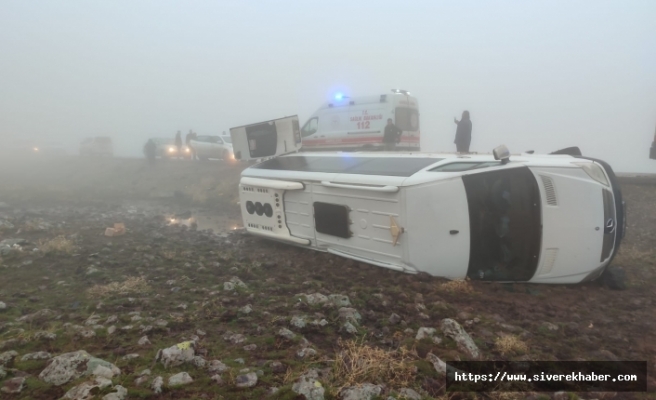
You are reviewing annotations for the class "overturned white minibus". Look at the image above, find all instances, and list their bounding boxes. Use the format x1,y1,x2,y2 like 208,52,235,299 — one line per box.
230,116,626,284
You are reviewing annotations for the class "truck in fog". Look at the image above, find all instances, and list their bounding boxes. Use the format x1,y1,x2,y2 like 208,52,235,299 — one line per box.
230,116,626,284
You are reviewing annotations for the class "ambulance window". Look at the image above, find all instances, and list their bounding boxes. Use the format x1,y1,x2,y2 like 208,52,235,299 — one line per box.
301,118,319,137
395,108,419,131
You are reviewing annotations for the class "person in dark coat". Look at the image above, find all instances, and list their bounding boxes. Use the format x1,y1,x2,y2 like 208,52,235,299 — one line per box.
453,110,472,153
383,118,402,151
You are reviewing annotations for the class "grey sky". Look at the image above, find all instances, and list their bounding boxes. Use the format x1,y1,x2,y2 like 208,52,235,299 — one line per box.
1,0,655,172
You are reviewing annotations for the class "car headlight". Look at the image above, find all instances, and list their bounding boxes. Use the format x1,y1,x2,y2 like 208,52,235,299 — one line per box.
33,147,39,152
168,147,175,153
185,148,190,153
573,162,609,186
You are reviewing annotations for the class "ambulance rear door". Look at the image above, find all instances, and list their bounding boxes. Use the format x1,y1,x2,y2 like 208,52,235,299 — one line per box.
230,115,302,161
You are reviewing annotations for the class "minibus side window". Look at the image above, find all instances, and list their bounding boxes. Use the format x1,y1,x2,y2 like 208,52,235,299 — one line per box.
301,118,319,137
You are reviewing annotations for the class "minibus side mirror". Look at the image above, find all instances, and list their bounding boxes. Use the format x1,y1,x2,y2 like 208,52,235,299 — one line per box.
493,145,511,164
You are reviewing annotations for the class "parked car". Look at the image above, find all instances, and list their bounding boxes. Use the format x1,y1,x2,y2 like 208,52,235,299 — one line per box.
190,135,234,162
80,137,113,157
149,138,191,159
229,115,625,285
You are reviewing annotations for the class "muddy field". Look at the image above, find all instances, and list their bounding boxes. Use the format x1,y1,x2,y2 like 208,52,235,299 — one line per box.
0,156,655,400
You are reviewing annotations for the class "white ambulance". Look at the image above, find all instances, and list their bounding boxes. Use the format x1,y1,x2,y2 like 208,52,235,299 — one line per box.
299,90,420,151
230,116,626,284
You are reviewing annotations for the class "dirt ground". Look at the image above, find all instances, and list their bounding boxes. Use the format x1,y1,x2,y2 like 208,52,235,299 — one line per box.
0,155,655,400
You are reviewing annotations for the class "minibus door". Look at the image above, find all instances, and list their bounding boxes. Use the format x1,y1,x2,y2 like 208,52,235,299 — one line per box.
229,115,302,161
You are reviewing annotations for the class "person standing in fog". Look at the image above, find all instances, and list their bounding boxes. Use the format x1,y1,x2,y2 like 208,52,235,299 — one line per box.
383,118,402,151
453,111,472,153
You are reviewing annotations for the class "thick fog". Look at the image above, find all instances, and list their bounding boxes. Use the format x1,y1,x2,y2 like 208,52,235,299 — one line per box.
1,0,654,172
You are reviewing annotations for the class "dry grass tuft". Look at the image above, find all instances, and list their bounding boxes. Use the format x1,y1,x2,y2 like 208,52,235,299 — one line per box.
495,335,528,356
39,235,75,254
87,276,150,297
438,279,473,294
333,337,417,388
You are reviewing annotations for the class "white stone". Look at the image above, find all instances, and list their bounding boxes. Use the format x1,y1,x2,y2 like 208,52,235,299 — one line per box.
168,371,193,386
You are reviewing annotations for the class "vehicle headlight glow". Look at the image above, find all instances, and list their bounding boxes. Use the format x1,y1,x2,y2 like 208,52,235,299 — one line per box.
185,148,190,153
33,147,39,152
168,147,175,153
573,162,609,186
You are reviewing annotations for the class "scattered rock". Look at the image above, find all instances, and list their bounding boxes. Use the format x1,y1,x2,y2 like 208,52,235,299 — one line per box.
440,318,480,359
426,353,447,375
102,385,127,400
235,372,258,388
328,294,351,307
416,327,442,344
20,351,52,361
92,365,118,380
78,329,96,339
138,336,151,346
338,307,362,325
292,369,325,400
38,350,121,386
191,356,207,368
156,341,196,368
1,376,26,394
239,304,253,314
343,322,358,334
271,361,286,373
301,293,329,305
107,326,116,335
211,374,223,384
223,331,247,344
34,331,57,341
397,388,422,400
0,350,18,367
151,376,164,394
340,383,383,400
61,377,113,399
297,347,318,359
278,328,296,340
122,353,139,361
310,318,329,327
243,344,257,351
388,313,401,324
290,316,307,329
0,302,6,311
208,360,229,373
168,371,193,386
